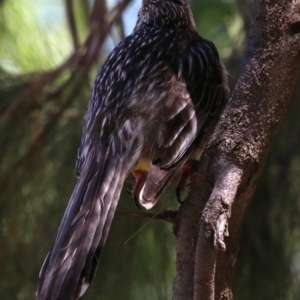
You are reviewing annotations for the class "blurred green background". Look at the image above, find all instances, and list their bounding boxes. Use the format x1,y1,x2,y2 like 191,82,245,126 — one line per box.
0,0,300,299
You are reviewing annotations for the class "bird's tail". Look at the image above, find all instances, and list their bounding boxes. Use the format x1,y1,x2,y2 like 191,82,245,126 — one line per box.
36,142,133,300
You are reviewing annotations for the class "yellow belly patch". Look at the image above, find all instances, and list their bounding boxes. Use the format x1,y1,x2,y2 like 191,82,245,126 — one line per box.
134,156,151,171
134,148,203,172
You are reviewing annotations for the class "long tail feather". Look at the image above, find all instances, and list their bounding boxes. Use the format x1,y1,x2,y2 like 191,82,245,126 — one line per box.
36,146,128,300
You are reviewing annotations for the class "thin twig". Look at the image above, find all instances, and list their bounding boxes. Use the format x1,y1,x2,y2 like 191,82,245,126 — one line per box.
122,207,177,244
116,210,178,223
118,15,126,39
90,0,106,26
66,0,79,50
0,0,135,191
0,0,133,128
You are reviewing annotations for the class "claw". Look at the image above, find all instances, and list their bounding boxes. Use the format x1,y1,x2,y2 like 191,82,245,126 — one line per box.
176,160,199,204
126,184,133,195
176,186,183,204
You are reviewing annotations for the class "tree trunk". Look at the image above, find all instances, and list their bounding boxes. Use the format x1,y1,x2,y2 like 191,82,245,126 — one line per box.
172,1,300,299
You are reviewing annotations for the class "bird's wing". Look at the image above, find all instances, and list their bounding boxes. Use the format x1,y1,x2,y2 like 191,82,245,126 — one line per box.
37,118,143,300
37,32,150,300
139,38,228,209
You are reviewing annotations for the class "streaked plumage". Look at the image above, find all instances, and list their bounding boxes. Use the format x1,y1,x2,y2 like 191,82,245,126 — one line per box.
36,0,229,299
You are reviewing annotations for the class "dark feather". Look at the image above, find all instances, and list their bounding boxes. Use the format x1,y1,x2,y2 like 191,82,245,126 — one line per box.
37,124,142,300
139,38,228,209
37,0,229,297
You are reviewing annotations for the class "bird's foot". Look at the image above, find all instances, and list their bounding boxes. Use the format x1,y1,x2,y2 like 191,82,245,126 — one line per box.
176,160,199,203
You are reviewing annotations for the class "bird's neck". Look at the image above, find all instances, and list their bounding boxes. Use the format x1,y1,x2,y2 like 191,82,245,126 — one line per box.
135,3,196,31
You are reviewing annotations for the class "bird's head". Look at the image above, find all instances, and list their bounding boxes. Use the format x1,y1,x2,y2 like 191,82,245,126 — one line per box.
137,0,196,30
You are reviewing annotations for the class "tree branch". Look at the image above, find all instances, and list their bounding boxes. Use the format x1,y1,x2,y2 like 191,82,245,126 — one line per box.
0,0,133,128
65,0,79,50
173,0,300,299
0,0,134,192
194,157,242,299
116,210,178,223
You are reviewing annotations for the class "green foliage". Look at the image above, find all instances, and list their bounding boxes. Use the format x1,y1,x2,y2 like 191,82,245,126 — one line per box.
191,0,245,59
0,0,71,73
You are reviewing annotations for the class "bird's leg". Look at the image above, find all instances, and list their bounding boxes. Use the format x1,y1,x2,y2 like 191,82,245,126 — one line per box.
127,170,148,209
176,160,199,203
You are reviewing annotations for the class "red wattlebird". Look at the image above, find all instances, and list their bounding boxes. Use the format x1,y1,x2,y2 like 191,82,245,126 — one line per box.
36,0,229,299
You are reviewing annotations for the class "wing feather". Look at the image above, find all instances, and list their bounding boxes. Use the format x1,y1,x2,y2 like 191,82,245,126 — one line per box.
139,37,229,209
37,119,143,300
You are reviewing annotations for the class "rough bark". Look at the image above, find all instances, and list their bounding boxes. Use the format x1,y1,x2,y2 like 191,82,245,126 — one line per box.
172,1,300,299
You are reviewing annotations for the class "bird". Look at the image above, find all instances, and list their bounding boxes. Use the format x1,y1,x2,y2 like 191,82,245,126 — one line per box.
36,0,229,299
